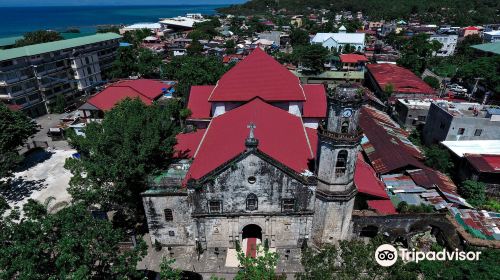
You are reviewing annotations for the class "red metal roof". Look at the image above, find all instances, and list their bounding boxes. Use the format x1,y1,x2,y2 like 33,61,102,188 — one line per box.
185,98,314,181
367,200,397,214
360,105,425,174
302,84,327,118
355,153,389,199
110,79,171,100
87,87,153,111
86,79,170,111
407,168,457,194
340,54,368,63
465,154,500,173
464,26,479,31
367,64,435,95
187,86,215,119
208,48,306,102
173,129,206,159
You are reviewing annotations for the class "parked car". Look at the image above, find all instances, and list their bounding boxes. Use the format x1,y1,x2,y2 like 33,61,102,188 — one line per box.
448,84,467,93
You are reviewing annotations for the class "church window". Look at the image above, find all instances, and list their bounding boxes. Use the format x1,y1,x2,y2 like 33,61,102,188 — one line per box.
209,200,222,213
169,231,175,237
282,199,295,212
341,120,349,133
164,209,173,221
335,150,348,176
246,193,258,211
248,176,256,184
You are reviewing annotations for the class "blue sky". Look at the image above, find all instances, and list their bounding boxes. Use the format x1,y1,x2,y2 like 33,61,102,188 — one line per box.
0,0,246,7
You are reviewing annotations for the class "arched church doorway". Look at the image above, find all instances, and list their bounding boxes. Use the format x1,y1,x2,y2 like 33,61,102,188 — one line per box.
242,224,262,240
242,224,262,258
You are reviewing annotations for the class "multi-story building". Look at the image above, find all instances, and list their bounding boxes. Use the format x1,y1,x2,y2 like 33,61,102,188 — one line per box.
0,33,121,117
483,30,500,43
423,102,500,145
311,26,366,53
429,34,458,56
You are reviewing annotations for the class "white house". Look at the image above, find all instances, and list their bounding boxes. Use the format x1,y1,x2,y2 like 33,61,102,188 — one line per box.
429,34,458,56
311,26,365,53
484,30,500,43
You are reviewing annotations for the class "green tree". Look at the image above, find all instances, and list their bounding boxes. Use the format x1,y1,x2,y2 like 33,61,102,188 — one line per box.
457,56,500,93
187,40,204,56
397,33,442,75
235,244,281,280
293,44,329,74
290,28,310,47
424,145,453,174
382,83,394,100
97,26,120,34
162,55,232,101
0,103,38,180
109,46,139,78
0,201,147,279
297,237,417,280
137,48,162,78
460,180,486,207
122,28,152,47
225,39,236,54
160,257,182,280
65,99,178,213
15,30,63,47
423,76,440,89
51,94,67,114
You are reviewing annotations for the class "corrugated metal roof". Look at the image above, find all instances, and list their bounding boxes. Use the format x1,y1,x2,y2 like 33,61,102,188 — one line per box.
471,42,500,55
0,33,121,61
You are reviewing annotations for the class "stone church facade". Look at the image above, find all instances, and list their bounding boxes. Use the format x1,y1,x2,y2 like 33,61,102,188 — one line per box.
142,49,364,251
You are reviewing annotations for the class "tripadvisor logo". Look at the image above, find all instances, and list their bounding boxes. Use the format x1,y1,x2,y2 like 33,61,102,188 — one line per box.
375,244,481,267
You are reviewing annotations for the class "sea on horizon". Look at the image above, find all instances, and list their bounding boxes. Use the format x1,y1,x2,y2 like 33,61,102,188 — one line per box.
0,5,227,38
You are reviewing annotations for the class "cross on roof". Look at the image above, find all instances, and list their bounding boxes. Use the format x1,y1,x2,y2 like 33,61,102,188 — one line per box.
247,122,256,139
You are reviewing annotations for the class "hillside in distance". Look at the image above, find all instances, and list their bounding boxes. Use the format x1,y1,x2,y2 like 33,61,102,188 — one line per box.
218,0,499,25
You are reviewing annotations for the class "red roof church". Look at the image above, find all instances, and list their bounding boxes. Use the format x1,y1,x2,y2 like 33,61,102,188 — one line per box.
186,48,327,129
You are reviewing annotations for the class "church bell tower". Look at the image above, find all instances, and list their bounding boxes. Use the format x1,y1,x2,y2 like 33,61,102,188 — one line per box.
312,84,363,245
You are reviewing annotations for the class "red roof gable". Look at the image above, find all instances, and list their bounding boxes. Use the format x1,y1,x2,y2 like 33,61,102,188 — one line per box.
367,64,435,95
86,79,170,111
302,84,327,118
187,86,215,119
111,79,171,100
367,200,397,214
340,54,368,64
87,87,153,111
465,154,500,173
407,168,457,194
185,98,314,180
355,153,389,199
174,129,206,159
209,48,306,102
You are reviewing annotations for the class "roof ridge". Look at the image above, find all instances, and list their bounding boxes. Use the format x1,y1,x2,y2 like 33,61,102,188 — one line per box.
193,121,213,158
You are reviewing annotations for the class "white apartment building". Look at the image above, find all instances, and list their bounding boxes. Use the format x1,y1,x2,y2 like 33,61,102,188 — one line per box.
0,33,121,117
429,34,458,56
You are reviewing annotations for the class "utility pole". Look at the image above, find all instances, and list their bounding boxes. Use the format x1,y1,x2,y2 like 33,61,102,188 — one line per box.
470,77,483,102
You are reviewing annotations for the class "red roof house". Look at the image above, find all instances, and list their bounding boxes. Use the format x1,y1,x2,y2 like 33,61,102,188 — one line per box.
81,79,172,112
340,54,368,64
366,64,436,103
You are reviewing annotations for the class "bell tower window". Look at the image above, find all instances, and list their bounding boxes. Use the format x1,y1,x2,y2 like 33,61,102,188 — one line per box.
246,193,258,211
341,120,349,133
335,150,348,176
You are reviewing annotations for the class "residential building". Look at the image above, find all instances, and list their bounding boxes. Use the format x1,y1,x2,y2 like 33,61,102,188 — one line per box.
159,14,206,31
459,154,500,186
0,33,121,117
257,31,281,47
462,26,480,37
483,30,500,43
394,99,433,129
311,26,366,53
423,103,500,145
429,34,458,56
366,63,436,104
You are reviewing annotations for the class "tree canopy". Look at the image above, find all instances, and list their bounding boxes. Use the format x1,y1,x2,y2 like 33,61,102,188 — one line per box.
109,47,162,79
293,44,329,74
161,55,233,101
0,103,38,180
15,30,63,47
0,200,146,279
397,33,443,75
65,98,179,213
